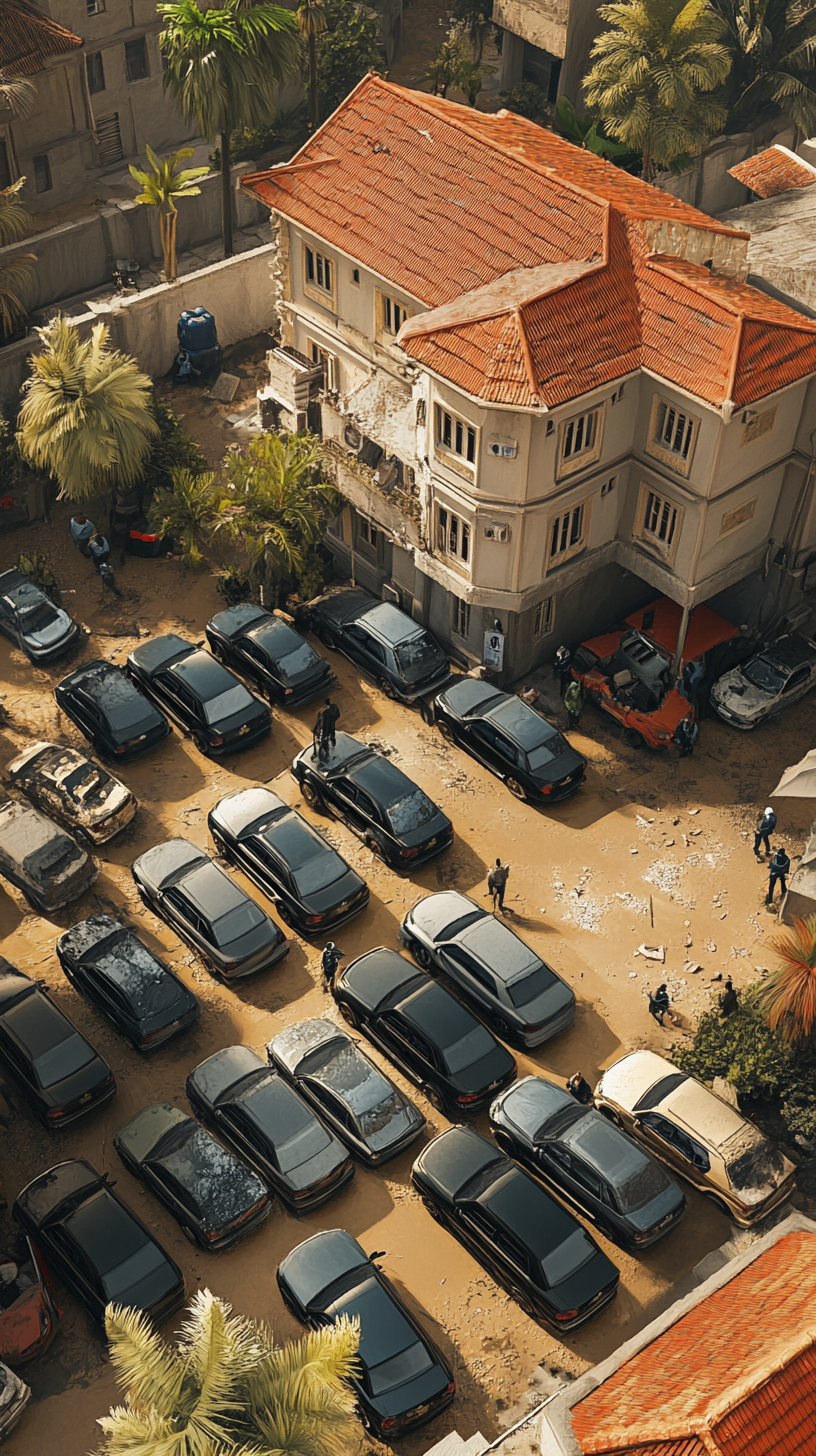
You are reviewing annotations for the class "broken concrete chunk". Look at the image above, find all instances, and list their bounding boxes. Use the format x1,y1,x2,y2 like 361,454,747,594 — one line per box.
637,944,665,962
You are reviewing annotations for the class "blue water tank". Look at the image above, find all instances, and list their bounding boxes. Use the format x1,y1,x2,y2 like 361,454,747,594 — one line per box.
177,307,218,353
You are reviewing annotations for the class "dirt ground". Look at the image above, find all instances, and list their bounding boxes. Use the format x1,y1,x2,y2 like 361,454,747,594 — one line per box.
0,487,814,1456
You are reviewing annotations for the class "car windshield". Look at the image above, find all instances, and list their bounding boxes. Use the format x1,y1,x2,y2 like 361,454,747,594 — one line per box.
19,601,59,633
211,901,266,946
726,1139,786,1196
443,1024,497,1075
204,686,254,724
63,764,109,803
33,1032,96,1088
368,1340,434,1396
394,634,446,676
540,1227,596,1287
507,965,556,1008
386,789,438,835
101,1240,167,1300
742,656,788,694
277,643,318,681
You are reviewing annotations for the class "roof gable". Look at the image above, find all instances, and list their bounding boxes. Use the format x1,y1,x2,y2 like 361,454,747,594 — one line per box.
729,145,816,199
0,0,82,75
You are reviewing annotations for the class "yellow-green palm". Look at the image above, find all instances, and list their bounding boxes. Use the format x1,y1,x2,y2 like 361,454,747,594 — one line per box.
758,914,816,1045
585,0,732,181
129,145,209,282
0,177,36,343
221,431,342,591
17,318,158,502
148,466,232,568
95,1288,360,1456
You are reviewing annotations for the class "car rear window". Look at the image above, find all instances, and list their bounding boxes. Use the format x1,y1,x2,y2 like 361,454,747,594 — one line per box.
386,789,438,835
507,965,557,1008
443,1024,497,1075
394,636,446,677
211,901,267,946
62,763,111,804
101,1240,168,1300
204,685,254,724
540,1227,596,1287
527,732,570,772
368,1340,433,1395
435,910,484,941
33,1032,96,1088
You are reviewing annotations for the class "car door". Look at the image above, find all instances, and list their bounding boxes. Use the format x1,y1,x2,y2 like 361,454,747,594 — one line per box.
163,886,203,949
241,638,276,695
466,720,509,775
347,625,389,681
0,595,16,644
47,1226,100,1316
305,1082,348,1143
637,1112,710,1188
0,1029,38,1107
542,1144,604,1225
220,1104,275,1182
377,1013,431,1085
146,1163,199,1230
439,945,499,1017
332,781,373,837
459,1203,512,1282
153,671,186,725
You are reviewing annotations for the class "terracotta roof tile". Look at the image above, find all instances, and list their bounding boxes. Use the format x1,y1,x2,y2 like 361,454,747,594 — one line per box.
0,0,82,75
729,146,816,199
571,1231,816,1456
243,76,816,410
605,1444,706,1456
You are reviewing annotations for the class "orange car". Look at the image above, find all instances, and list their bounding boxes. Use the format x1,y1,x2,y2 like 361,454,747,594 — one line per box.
571,599,737,750
0,1239,60,1365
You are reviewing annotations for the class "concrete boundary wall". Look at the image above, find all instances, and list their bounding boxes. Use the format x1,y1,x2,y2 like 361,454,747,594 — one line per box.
0,242,277,404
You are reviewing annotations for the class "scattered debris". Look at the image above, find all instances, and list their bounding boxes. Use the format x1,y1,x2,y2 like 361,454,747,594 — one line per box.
635,944,665,962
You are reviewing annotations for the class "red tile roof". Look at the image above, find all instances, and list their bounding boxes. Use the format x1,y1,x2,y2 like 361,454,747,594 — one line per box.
242,76,816,410
729,145,816,199
570,1231,816,1456
0,0,82,75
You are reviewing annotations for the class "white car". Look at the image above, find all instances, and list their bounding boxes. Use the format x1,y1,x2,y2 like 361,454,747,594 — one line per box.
5,742,136,845
0,1360,30,1442
711,633,816,729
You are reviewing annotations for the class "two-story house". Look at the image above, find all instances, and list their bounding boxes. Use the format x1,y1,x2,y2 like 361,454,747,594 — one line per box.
242,76,816,682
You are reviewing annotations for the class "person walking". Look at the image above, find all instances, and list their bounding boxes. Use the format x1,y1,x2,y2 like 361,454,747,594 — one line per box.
488,858,509,913
322,697,340,749
88,532,111,572
648,983,671,1026
766,847,791,905
553,644,571,687
754,806,777,859
564,678,583,730
719,978,739,1017
70,513,96,557
320,942,344,990
674,714,699,757
566,1071,593,1105
312,705,329,760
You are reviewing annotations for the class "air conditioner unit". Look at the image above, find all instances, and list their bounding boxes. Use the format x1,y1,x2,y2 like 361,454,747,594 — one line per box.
489,438,518,458
483,523,509,543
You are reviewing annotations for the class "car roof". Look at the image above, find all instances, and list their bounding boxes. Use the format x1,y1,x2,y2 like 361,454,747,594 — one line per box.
63,1187,149,1271
302,732,371,777
401,980,478,1045
440,679,504,716
248,617,306,657
0,799,65,860
151,1120,265,1220
350,755,417,804
416,1126,505,1199
182,862,246,917
8,743,86,783
58,913,122,960
327,1274,416,1368
209,605,268,636
599,1050,679,1108
486,697,559,750
4,991,73,1058
658,1078,752,1151
279,1228,368,1307
172,650,245,701
760,634,816,672
0,569,28,595
458,916,541,984
360,601,425,647
342,948,421,1013
481,1165,576,1254
316,589,375,625
264,815,328,867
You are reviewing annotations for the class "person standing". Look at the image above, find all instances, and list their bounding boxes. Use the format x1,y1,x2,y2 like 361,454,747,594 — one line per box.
88,532,110,571
70,514,96,557
488,858,509,913
322,697,340,748
566,1071,593,1105
766,847,791,905
553,645,571,687
320,942,344,990
674,714,699,757
719,978,739,1017
648,984,671,1026
754,807,777,859
312,705,329,760
564,678,583,730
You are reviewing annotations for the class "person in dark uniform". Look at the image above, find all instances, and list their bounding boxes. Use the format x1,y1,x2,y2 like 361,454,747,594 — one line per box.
766,847,791,905
320,942,344,990
566,1071,593,1105
322,698,340,748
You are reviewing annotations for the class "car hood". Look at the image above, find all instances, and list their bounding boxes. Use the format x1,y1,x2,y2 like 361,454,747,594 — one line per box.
710,669,769,722
22,610,74,649
545,1245,618,1315
396,808,451,849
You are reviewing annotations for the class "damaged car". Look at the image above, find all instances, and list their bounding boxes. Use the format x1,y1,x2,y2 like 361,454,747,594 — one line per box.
0,568,79,664
0,1237,60,1364
0,1362,30,1441
710,632,816,729
5,742,136,846
0,798,98,914
594,1050,796,1225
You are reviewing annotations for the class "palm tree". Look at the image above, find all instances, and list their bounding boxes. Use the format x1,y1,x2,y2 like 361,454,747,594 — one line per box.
221,431,341,594
298,0,328,132
148,466,232,567
129,145,209,283
757,915,816,1044
711,0,816,137
96,1288,360,1456
17,318,158,502
159,0,299,259
0,74,36,120
585,0,732,182
0,178,36,342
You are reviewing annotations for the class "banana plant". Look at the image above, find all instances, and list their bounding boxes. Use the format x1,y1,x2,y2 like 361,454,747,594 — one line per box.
129,144,209,282
553,95,633,158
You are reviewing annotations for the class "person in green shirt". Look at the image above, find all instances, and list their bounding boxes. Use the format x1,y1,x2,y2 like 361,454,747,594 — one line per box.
564,679,583,730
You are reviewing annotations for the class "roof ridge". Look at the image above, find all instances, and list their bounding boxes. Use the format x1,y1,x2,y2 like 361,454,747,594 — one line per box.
647,254,816,334
703,1326,816,1431
514,307,539,401
397,259,604,342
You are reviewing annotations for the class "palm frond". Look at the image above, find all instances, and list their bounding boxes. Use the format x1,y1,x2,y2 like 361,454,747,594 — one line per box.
105,1305,184,1417
757,915,816,1043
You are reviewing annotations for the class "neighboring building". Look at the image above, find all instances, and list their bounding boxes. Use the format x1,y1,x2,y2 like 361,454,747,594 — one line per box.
493,0,601,103
243,77,816,682
1,0,197,214
539,1212,816,1455
720,146,816,317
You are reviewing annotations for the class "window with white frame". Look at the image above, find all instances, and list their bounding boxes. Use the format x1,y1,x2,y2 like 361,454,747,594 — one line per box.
557,407,603,476
307,339,339,391
304,245,333,299
453,597,471,638
637,486,682,558
436,506,470,564
377,291,410,337
435,406,477,466
548,500,588,565
646,396,699,475
534,597,554,636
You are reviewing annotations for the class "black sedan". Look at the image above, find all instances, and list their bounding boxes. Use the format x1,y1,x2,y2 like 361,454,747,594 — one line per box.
0,959,115,1128
132,839,288,981
490,1077,685,1250
205,604,333,707
55,658,171,762
278,1229,454,1439
0,568,79,663
56,914,200,1053
291,732,452,871
209,786,369,937
13,1159,185,1326
412,1128,619,1329
400,892,575,1048
126,633,271,757
433,680,586,803
186,1045,355,1212
305,589,450,704
333,948,516,1115
113,1102,271,1250
267,1018,425,1167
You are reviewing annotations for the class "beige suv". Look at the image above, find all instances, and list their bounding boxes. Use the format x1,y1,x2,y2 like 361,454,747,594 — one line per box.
594,1050,795,1225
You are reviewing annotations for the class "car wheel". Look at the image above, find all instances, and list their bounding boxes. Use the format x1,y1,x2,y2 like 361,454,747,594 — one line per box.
493,1015,512,1042
506,777,527,801
493,1129,515,1154
365,836,387,861
192,733,210,755
301,779,323,810
411,940,433,970
437,720,454,741
507,1283,537,1319
624,728,645,749
378,677,397,701
703,1191,731,1218
338,1001,360,1029
276,902,294,928
181,1225,198,1244
317,626,336,650
424,1084,446,1113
